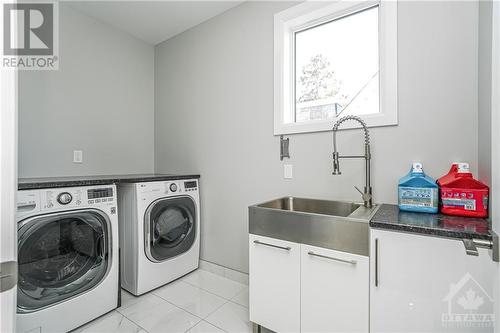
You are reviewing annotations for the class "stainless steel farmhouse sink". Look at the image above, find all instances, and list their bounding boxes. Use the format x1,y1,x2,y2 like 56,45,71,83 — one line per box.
249,197,380,256
257,197,361,217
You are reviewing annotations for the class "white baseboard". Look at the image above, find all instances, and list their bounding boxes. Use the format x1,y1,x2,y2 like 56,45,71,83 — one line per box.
199,259,249,285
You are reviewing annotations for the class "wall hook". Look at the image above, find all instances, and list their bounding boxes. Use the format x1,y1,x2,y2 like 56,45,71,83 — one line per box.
280,135,290,160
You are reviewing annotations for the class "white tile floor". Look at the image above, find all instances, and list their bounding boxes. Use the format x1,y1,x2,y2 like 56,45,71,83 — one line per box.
74,269,251,333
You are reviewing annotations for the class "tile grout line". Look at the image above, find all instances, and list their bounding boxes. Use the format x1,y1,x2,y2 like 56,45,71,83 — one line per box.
202,298,231,322
119,296,200,333
181,279,246,302
115,309,150,333
152,279,244,332
199,262,249,285
228,287,249,308
118,312,150,333
153,289,247,332
197,320,230,333
227,298,249,310
118,271,247,333
154,278,240,303
113,310,151,333
153,288,229,321
141,293,206,332
117,294,174,333
203,301,252,333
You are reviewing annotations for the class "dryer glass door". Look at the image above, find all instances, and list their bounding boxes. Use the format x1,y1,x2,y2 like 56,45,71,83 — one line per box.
145,196,196,262
17,210,111,313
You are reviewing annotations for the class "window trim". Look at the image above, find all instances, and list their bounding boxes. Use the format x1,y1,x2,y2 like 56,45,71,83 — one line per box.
274,0,398,135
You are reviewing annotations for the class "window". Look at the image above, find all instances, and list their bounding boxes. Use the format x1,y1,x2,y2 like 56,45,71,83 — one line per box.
274,1,397,135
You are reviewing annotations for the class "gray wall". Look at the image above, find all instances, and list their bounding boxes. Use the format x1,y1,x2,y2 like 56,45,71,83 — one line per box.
18,3,155,178
478,0,493,191
155,1,479,273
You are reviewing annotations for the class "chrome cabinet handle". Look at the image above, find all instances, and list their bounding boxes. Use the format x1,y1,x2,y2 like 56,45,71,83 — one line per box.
307,251,357,265
375,238,379,287
253,240,291,251
462,239,479,256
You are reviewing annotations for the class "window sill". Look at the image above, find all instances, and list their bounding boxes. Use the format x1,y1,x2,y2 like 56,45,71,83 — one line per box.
274,112,398,136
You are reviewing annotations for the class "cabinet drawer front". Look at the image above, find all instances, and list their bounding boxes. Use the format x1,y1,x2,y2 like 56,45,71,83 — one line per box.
249,234,300,333
301,244,369,333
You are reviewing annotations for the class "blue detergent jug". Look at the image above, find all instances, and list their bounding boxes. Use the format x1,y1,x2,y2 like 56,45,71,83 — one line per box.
398,163,438,213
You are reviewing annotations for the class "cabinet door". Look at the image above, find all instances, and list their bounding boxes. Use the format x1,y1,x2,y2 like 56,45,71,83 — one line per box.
249,234,300,333
301,244,369,333
370,229,495,333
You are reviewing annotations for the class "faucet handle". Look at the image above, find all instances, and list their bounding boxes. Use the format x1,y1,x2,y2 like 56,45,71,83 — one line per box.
354,185,363,195
354,186,372,202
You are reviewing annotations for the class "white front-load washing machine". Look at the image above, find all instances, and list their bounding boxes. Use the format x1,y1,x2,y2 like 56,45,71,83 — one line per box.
16,184,119,333
118,178,200,295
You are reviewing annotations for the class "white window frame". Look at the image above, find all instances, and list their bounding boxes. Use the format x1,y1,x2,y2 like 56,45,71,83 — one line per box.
274,0,398,135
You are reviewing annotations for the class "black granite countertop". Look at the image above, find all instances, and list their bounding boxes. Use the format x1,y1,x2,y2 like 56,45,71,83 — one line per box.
370,204,492,240
18,173,201,190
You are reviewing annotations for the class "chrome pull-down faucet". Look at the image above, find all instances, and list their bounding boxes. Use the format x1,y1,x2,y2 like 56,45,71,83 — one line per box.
332,115,373,208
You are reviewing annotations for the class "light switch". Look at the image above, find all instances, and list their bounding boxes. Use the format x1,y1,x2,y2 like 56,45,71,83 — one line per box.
73,150,83,163
284,164,293,179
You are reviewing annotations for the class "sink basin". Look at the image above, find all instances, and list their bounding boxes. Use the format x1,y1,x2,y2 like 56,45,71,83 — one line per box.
249,197,379,256
257,197,361,217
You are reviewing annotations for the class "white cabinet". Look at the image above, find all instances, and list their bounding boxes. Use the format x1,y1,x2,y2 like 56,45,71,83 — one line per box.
370,229,495,333
249,234,369,333
301,244,369,333
249,234,301,333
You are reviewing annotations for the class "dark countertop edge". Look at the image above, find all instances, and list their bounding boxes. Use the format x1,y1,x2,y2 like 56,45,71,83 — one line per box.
369,221,493,241
18,174,201,190
369,203,492,241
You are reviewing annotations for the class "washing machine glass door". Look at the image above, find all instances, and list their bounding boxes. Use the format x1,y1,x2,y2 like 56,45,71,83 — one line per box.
145,196,196,262
17,209,111,313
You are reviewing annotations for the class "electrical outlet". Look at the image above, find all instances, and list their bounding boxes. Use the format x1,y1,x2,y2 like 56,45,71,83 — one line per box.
73,150,83,163
284,164,293,179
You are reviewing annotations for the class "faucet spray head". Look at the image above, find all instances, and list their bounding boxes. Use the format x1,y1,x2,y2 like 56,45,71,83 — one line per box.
332,152,341,175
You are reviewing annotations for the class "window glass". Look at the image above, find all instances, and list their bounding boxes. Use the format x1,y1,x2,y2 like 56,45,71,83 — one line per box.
294,6,379,123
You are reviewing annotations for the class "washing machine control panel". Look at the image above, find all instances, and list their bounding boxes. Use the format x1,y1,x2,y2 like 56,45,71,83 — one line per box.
87,187,114,204
184,181,198,192
41,189,82,209
17,191,41,217
17,186,116,219
23,186,113,210
57,192,73,205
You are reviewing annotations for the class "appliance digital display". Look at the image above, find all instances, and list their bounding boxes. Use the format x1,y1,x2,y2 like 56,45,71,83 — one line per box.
184,181,197,189
88,188,113,199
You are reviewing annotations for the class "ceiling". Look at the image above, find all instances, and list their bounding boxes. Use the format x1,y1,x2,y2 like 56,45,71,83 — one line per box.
68,1,244,45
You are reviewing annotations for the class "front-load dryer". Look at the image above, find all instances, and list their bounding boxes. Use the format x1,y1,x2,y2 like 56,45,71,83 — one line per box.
16,184,119,333
118,178,200,295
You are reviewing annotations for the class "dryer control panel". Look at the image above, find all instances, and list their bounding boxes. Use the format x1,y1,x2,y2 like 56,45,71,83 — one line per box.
163,180,198,194
137,179,199,195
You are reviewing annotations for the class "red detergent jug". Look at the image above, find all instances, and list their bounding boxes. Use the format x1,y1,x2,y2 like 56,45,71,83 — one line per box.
437,163,489,218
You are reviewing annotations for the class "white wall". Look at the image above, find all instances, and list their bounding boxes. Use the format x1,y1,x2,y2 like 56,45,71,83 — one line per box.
18,3,155,178
155,1,479,273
